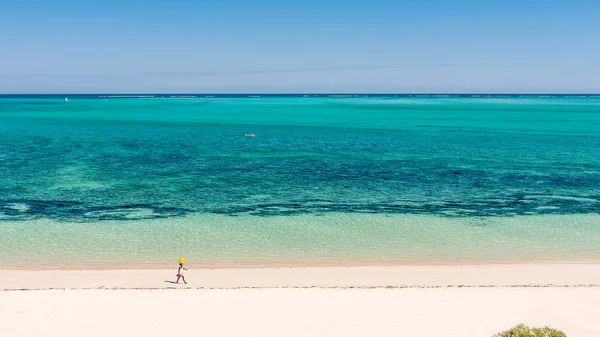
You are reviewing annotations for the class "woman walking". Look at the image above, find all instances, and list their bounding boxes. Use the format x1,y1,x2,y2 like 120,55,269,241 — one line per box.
176,257,188,284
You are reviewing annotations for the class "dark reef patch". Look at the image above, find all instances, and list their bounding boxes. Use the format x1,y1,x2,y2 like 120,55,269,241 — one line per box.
1,193,599,221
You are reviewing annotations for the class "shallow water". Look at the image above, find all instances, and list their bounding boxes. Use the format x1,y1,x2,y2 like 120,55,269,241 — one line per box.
1,95,599,266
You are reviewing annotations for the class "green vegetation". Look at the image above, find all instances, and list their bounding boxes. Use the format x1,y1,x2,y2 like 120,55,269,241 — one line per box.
493,324,566,337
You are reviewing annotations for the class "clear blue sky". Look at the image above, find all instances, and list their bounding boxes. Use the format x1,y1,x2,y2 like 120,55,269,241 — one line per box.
1,0,599,93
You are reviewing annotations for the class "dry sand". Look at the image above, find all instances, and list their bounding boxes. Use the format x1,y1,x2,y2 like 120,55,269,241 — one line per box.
2,264,600,336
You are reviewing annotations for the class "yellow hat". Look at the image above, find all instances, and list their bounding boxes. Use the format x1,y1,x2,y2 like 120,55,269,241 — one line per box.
178,256,185,264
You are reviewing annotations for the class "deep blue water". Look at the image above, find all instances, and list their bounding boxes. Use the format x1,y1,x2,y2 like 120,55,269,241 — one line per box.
1,95,599,222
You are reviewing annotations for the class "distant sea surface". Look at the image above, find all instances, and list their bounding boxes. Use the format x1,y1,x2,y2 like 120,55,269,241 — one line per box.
1,95,599,267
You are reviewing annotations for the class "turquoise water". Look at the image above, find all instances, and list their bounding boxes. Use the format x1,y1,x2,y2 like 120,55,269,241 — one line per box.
1,95,599,266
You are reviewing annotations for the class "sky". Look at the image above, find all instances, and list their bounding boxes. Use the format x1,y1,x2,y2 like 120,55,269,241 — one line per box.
1,0,599,93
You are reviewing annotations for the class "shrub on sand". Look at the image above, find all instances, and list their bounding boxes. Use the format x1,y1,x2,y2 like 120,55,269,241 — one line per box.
492,324,566,337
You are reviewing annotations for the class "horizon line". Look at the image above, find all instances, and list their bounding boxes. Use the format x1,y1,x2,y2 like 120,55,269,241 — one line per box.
2,93,600,96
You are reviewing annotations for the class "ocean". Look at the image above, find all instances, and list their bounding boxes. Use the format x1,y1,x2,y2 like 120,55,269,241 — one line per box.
1,94,599,267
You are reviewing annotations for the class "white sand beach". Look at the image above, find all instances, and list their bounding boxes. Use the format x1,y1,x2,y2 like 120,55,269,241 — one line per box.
2,263,600,289
2,264,600,336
